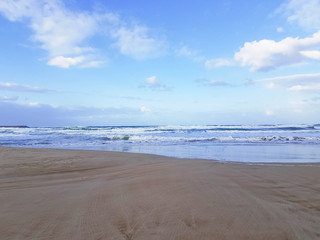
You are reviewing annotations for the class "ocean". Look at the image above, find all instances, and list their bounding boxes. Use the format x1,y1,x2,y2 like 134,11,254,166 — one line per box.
1,124,320,163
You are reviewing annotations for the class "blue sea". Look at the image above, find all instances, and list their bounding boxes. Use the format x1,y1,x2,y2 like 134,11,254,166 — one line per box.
1,124,320,163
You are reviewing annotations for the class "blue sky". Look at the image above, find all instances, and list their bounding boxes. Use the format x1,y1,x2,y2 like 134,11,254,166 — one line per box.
0,0,320,126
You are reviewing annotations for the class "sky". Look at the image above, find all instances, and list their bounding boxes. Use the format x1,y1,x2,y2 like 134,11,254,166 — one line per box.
0,0,320,126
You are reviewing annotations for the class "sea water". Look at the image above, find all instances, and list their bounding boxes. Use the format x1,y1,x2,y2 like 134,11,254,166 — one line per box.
0,124,320,163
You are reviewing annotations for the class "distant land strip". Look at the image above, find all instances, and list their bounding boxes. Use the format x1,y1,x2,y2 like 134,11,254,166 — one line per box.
0,126,29,128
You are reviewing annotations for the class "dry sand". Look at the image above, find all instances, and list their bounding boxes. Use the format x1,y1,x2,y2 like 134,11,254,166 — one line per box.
0,147,319,240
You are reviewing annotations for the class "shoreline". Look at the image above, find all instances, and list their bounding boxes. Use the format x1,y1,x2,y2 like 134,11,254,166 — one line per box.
1,147,319,239
2,145,320,166
1,124,320,163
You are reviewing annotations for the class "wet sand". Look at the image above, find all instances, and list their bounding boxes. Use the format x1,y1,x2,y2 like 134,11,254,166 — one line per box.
0,147,319,239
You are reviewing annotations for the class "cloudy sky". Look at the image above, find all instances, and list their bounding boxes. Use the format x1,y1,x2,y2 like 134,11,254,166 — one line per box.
0,0,320,126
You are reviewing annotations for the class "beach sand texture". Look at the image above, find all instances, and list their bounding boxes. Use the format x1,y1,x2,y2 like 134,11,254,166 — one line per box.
0,147,319,240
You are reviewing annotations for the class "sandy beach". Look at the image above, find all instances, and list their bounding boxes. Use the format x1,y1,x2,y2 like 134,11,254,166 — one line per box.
0,147,319,240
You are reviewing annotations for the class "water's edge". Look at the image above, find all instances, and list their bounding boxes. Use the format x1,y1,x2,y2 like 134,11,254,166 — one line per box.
1,125,320,163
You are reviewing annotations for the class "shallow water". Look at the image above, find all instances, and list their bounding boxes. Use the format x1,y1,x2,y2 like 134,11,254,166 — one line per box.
1,124,320,162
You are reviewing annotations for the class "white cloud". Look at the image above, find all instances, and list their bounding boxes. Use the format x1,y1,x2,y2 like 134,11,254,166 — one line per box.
257,73,320,83
300,50,320,60
30,10,99,57
281,0,320,30
176,46,193,57
47,56,84,68
47,55,103,68
175,45,204,62
208,1,320,72
0,81,52,93
266,82,277,89
143,76,169,91
27,101,40,107
140,106,151,113
287,83,320,91
79,60,104,68
196,78,230,87
0,0,166,67
0,0,108,68
255,73,320,91
146,76,157,85
0,0,34,21
0,96,18,102
205,58,234,69
277,27,284,32
0,0,102,54
265,110,275,116
111,25,166,59
234,30,320,71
